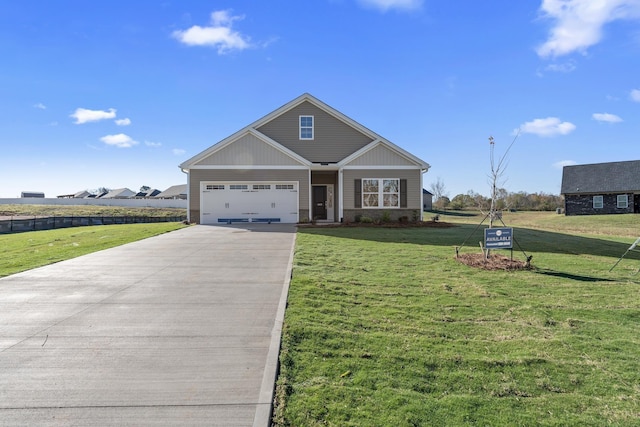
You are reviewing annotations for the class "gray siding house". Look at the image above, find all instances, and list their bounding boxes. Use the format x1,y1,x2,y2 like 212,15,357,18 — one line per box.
179,93,430,224
561,160,640,215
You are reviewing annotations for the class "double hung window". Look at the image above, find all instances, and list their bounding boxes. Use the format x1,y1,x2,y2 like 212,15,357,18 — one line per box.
299,116,314,140
617,194,628,208
362,178,400,208
593,196,603,209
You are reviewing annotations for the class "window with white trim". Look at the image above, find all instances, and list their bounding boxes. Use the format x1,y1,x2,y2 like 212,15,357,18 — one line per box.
253,184,271,190
276,184,294,190
362,178,400,208
593,195,603,209
617,194,628,208
230,184,248,190
205,184,224,190
299,115,314,140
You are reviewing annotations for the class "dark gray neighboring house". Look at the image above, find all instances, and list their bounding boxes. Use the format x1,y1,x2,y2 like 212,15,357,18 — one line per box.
422,189,433,211
561,160,640,215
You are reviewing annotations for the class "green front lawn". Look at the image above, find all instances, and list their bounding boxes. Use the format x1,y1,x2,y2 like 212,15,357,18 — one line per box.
0,222,186,277
275,217,640,426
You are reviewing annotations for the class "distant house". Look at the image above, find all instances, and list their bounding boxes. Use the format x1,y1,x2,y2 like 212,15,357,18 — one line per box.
100,188,136,199
135,189,161,198
561,160,640,215
57,190,91,199
21,191,44,198
422,189,433,211
155,184,187,200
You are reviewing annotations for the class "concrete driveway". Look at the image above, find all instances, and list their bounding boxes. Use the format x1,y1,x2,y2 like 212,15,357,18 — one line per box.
0,224,296,426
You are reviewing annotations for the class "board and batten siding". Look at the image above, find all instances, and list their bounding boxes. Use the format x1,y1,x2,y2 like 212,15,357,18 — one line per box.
194,133,303,167
189,169,309,223
342,169,422,209
346,144,417,167
257,101,374,163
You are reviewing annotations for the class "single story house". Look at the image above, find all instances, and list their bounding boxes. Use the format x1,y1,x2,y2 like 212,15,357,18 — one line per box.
561,160,640,215
100,188,136,199
179,93,430,224
155,184,187,200
21,191,45,198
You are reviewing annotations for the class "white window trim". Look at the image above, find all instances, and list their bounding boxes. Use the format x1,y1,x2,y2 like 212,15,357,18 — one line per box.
299,115,314,140
593,195,603,209
617,194,628,209
362,178,400,209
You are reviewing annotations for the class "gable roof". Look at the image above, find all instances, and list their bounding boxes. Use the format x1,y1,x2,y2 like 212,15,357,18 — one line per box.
180,93,429,170
155,184,187,199
561,160,640,194
101,188,135,199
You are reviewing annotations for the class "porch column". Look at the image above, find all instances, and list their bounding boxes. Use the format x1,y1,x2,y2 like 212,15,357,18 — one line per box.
338,168,344,222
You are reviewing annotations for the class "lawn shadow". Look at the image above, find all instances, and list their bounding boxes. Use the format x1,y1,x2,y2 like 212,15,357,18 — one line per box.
533,268,617,283
297,224,640,262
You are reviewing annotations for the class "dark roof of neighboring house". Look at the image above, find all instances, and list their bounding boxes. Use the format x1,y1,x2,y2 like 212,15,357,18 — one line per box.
561,160,640,194
422,189,433,195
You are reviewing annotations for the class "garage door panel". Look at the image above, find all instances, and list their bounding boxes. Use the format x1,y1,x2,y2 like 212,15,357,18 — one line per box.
201,182,298,224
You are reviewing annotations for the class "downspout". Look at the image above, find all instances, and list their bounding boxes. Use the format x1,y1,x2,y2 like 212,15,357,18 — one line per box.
181,168,190,223
419,169,424,222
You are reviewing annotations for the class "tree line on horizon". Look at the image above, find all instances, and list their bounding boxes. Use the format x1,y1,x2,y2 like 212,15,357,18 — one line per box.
433,189,564,212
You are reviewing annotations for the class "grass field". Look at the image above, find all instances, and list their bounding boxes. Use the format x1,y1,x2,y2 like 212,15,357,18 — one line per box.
0,222,186,277
0,204,186,218
274,212,640,426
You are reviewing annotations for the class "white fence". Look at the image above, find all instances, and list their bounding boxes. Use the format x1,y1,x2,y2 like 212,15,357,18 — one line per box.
0,198,187,209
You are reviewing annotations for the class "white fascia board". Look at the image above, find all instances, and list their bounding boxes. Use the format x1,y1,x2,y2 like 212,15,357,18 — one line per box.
187,165,309,170
338,139,430,170
248,93,381,142
180,128,311,170
341,165,423,170
247,129,312,166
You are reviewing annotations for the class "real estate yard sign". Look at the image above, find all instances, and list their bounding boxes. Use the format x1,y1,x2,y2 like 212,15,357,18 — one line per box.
484,227,513,249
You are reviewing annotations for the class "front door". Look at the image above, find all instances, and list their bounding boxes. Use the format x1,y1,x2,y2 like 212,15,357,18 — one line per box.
634,194,640,213
312,186,327,220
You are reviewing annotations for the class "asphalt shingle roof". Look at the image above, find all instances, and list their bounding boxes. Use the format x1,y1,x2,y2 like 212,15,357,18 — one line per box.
561,160,640,194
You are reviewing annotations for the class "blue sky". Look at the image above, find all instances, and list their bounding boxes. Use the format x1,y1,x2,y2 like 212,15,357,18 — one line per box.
1,0,639,198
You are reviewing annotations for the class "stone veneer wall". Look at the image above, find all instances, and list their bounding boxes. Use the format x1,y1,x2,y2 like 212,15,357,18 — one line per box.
342,208,421,223
564,193,634,215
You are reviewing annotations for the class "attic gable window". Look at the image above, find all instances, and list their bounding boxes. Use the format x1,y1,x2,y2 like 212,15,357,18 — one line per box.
299,115,314,140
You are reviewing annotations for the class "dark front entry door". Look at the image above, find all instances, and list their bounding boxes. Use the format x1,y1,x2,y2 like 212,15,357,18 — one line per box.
312,186,327,220
634,194,640,213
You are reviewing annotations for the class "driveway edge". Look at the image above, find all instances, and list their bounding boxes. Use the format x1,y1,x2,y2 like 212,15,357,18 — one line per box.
252,231,296,427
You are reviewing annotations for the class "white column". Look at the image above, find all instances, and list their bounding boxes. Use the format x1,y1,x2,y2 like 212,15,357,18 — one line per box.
338,168,344,222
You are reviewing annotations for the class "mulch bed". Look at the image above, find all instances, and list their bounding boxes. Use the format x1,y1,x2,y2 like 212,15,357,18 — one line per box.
298,220,457,228
456,253,531,271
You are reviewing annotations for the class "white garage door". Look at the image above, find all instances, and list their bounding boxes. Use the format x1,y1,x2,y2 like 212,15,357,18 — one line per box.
201,182,299,224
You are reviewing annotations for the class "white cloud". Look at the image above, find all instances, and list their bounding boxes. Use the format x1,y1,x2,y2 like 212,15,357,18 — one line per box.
554,160,577,169
536,0,640,58
172,10,251,54
630,88,640,101
592,112,623,123
172,148,186,156
34,103,47,110
71,108,117,124
517,117,576,137
145,141,162,147
357,0,423,12
115,118,131,126
545,61,576,73
100,133,138,148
